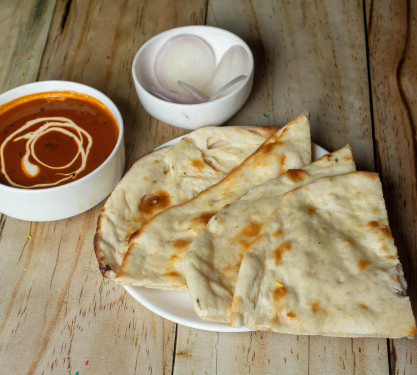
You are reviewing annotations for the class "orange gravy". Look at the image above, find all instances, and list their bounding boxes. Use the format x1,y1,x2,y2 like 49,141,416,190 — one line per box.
0,91,119,189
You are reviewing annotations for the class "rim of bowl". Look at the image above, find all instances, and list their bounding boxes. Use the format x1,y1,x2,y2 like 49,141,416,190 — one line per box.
132,25,254,108
0,80,124,193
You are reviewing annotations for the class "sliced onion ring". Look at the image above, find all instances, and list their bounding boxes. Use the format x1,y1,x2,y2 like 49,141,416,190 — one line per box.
154,34,215,93
149,87,200,104
177,80,209,103
207,45,250,97
209,75,246,101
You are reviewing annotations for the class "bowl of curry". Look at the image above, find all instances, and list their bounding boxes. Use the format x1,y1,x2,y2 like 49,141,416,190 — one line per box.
0,81,125,221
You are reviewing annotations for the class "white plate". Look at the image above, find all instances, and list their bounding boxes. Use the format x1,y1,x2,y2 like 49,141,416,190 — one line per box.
124,133,327,332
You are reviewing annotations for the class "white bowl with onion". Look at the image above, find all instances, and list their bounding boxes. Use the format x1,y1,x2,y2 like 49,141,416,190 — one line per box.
0,80,125,221
132,26,254,130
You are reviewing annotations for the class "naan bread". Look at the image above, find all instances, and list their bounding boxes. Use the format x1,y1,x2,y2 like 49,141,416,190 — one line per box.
95,126,278,278
115,113,312,289
231,172,416,338
185,145,356,323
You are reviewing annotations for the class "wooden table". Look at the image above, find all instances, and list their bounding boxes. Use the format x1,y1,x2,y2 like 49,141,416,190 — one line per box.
0,1,416,374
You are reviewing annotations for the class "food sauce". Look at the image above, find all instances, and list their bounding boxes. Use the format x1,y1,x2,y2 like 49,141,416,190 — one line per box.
0,91,119,189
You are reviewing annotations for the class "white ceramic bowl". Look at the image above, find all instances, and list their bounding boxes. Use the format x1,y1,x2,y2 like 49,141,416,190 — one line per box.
0,80,125,221
132,26,254,130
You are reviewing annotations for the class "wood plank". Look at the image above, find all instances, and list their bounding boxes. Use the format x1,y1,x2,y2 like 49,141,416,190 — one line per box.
174,327,308,374
172,1,388,374
1,211,176,374
0,0,206,373
366,0,417,374
0,3,58,371
0,0,57,91
209,0,374,171
309,336,388,375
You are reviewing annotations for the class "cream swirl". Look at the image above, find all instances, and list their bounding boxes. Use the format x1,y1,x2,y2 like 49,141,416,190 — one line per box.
0,117,92,188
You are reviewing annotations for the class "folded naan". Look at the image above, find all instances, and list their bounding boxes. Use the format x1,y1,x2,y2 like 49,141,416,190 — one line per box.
231,172,416,338
115,113,312,289
95,126,278,278
185,145,356,323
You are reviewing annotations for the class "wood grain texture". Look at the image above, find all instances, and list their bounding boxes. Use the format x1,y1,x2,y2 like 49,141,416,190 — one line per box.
308,336,388,375
174,328,308,375
0,0,57,91
0,0,206,374
0,209,176,374
208,0,374,171
366,0,417,373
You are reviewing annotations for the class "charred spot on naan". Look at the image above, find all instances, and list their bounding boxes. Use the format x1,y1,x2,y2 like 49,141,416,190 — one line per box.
241,222,263,237
272,310,299,326
191,212,216,226
139,190,171,216
171,239,193,261
238,239,256,253
273,285,287,300
99,264,112,273
227,222,263,258
287,311,296,318
272,241,292,266
367,220,381,229
306,205,317,215
173,239,191,249
272,229,283,237
286,169,308,182
367,221,393,239
311,302,320,313
94,222,113,274
163,271,181,278
357,259,371,270
380,244,389,253
251,151,287,172
190,158,204,172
